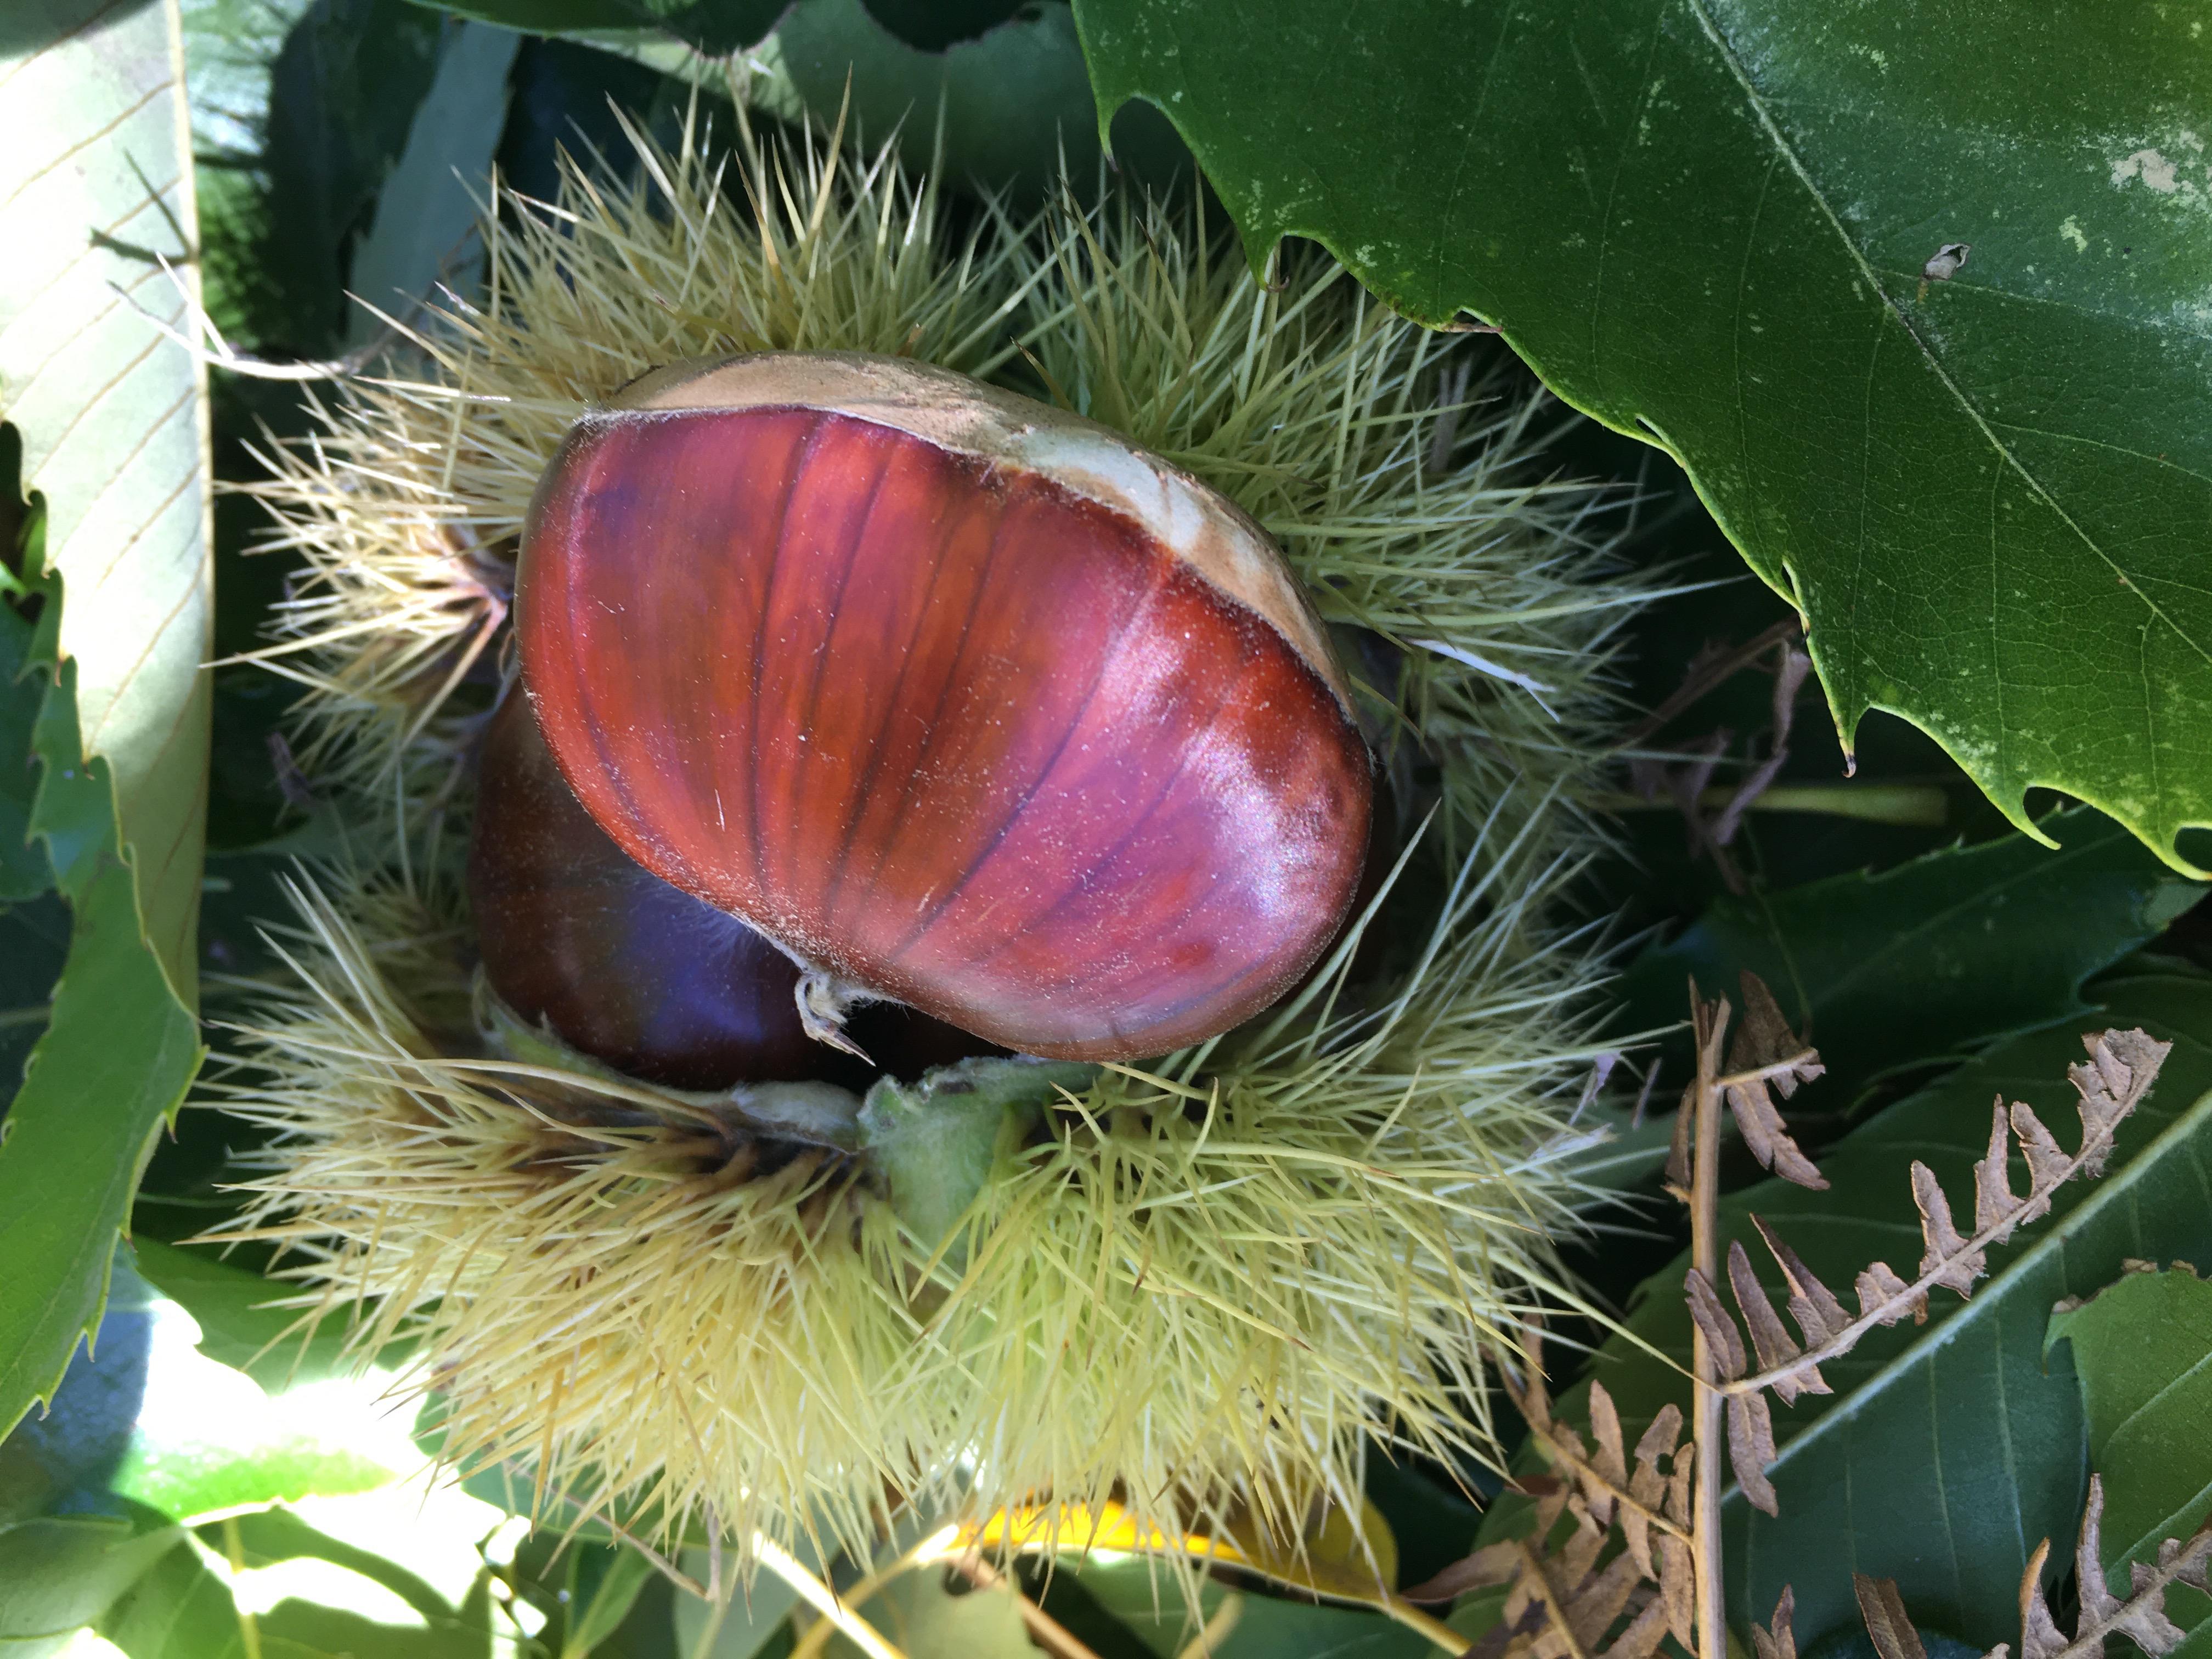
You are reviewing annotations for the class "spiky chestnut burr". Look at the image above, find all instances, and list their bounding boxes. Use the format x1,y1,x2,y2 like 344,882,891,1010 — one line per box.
219,109,1642,1588
469,689,993,1088
515,352,1375,1063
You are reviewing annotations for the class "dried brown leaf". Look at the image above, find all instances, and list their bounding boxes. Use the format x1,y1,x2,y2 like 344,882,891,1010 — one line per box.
2018,1475,2212,1659
1726,973,1820,1101
1555,1497,1607,1588
1657,1533,1694,1651
1718,973,1829,1189
1583,1380,1628,1530
2010,1101,2073,1220
1911,1161,1987,1297
1555,1551,1643,1655
1469,1603,1546,1659
1515,1323,1557,1432
1620,1403,1681,1580
2021,1538,2066,1659
1725,1028,2175,1396
1854,1575,1929,1659
1855,1260,1922,1326
1605,1593,1672,1659
1728,1238,1826,1403
1972,1098,2021,1238
1750,1214,1850,1347
1753,1586,1799,1659
1401,1542,1520,1602
2072,1030,2168,1176
1685,1267,1746,1380
1663,1436,1694,1527
1665,1076,1696,1193
1726,1390,1779,1516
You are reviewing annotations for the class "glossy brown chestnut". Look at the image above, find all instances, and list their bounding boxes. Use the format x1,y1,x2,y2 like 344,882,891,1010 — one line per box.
470,691,991,1088
469,690,831,1090
515,352,1374,1062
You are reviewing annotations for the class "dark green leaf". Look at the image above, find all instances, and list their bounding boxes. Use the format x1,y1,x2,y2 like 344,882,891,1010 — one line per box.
1482,970,2212,1646
1,432,49,905
2046,1266,2212,1647
408,0,785,50
823,1563,1032,1659
776,0,1185,202
0,895,69,1120
858,0,1025,50
110,1336,399,1523
670,1548,799,1659
0,1510,182,1645
610,0,786,52
1070,0,2212,872
343,20,520,345
1615,805,2204,1103
0,576,205,1441
1072,1563,1430,1659
99,1541,250,1659
253,1587,495,1659
2,1255,399,1527
416,0,651,30
493,36,684,208
256,0,448,354
562,1544,659,1657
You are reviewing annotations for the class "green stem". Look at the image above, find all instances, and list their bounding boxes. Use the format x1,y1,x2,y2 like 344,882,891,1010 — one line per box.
1598,782,1948,826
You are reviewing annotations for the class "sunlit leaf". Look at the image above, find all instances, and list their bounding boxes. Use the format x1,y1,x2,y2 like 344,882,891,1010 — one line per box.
0,0,213,1441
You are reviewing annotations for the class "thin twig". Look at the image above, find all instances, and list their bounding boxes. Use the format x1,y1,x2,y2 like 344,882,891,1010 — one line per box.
1173,1593,1244,1658
1380,1589,1486,1655
114,253,416,380
1688,990,1731,1659
1616,619,1801,749
756,1533,909,1659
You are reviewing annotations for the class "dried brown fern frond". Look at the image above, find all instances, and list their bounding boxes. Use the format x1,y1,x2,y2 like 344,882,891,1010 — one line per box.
1686,1025,2171,1513
1401,1327,1692,1659
1664,973,1825,1199
1751,1587,1799,1659
2019,1476,2212,1659
1853,1576,1927,1659
1843,1478,2211,1659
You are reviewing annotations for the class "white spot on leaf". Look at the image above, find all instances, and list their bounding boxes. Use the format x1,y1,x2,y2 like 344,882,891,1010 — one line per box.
2112,148,2181,193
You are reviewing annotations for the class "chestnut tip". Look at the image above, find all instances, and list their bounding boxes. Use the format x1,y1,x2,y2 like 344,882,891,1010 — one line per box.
518,350,1377,1063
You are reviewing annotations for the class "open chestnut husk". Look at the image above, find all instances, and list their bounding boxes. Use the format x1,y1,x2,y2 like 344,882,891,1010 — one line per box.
469,689,991,1088
516,352,1375,1064
216,110,1639,1593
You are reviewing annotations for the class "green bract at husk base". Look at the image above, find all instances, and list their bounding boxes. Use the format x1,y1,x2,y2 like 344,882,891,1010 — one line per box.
206,95,1649,1583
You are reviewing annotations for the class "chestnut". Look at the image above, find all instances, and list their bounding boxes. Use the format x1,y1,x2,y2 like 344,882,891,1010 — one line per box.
515,352,1375,1062
469,689,833,1090
470,690,995,1087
